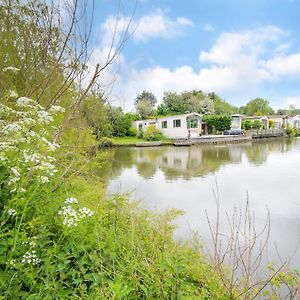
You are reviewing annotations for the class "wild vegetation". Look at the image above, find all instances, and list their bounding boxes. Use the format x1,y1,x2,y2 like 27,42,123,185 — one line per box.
1,0,300,299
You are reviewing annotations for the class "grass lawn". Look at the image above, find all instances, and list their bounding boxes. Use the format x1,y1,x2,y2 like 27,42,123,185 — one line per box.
111,136,172,145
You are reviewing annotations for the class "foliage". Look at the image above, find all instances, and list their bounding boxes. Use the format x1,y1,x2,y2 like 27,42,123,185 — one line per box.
143,125,164,141
99,137,114,147
252,119,263,129
208,92,237,115
241,98,274,116
242,120,263,130
157,90,215,116
203,115,232,133
134,91,157,118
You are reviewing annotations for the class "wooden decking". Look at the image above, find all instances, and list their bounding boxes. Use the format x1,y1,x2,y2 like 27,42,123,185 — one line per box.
251,129,285,139
172,134,252,146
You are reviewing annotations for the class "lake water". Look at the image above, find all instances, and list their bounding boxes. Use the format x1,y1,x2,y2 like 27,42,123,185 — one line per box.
102,138,300,269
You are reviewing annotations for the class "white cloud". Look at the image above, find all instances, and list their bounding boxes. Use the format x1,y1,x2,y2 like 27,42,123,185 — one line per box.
92,23,300,110
203,24,215,32
260,54,300,78
280,96,300,109
100,10,193,44
134,10,193,40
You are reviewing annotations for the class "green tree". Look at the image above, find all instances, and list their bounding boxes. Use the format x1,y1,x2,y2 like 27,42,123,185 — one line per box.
242,98,274,116
208,92,237,115
157,90,215,116
134,91,157,118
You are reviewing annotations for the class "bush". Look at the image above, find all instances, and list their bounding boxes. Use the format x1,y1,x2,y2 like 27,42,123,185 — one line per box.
127,127,137,137
202,115,231,133
143,125,163,141
99,137,114,147
252,120,262,129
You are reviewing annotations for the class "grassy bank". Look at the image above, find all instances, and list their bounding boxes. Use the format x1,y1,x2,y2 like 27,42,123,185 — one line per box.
110,136,172,146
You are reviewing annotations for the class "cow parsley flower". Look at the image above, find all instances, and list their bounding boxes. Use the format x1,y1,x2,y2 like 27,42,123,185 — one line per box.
40,176,50,184
21,251,41,265
59,198,94,228
78,207,94,218
16,97,35,107
8,90,18,98
8,167,20,185
3,123,22,133
8,208,17,217
49,105,65,113
37,110,53,124
65,197,78,204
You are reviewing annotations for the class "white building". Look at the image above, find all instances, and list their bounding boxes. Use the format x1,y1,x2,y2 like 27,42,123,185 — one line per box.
285,115,300,128
231,114,269,130
132,113,202,139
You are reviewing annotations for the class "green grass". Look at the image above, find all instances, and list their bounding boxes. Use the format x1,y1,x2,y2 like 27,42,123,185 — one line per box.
111,136,172,145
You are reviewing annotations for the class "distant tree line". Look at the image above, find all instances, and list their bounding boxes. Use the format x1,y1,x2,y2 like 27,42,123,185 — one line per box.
81,89,300,140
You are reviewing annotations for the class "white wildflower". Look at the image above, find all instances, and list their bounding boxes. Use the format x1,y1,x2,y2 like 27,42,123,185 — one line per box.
49,105,65,113
8,208,17,217
35,161,57,176
16,97,35,107
40,176,50,184
9,259,17,268
8,167,20,185
3,123,22,133
41,137,58,151
58,205,79,227
65,197,78,204
23,150,41,163
37,110,53,124
3,66,20,73
78,207,94,218
8,90,18,98
21,118,36,126
21,251,41,265
0,103,15,113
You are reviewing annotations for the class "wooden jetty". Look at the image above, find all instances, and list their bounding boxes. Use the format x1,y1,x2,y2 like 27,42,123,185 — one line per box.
251,129,285,139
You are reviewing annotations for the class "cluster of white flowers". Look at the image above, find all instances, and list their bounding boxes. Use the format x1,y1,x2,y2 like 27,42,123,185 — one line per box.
3,123,22,133
49,105,65,113
8,167,20,185
58,198,94,228
21,250,41,265
35,161,58,177
64,197,78,204
8,208,17,217
78,207,94,218
8,90,18,98
40,176,50,184
16,97,35,107
0,95,67,207
41,137,59,151
37,110,53,124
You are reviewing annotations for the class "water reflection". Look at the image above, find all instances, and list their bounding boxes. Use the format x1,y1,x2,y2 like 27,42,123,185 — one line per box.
101,138,300,269
100,138,299,180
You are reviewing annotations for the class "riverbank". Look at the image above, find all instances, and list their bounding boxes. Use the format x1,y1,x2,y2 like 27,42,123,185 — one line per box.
110,132,288,147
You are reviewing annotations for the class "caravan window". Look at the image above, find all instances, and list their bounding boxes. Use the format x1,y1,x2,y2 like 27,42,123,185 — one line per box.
173,119,181,128
161,121,168,128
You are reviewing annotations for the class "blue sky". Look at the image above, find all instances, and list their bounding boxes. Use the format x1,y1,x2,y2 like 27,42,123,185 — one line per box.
90,0,300,110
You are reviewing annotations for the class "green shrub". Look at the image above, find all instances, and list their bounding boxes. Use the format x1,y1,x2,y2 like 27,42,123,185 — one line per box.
127,127,137,137
143,125,163,141
99,137,114,147
202,115,231,133
242,120,252,130
252,120,262,129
